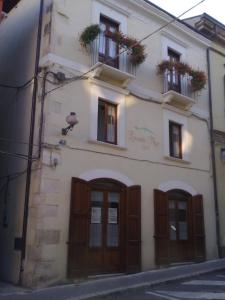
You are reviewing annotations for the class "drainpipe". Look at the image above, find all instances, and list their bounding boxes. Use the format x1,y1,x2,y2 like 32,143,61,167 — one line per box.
207,48,221,258
19,0,44,284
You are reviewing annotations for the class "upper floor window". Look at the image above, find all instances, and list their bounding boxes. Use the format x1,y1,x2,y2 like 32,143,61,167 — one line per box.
168,48,181,93
169,121,182,159
99,15,119,69
97,99,117,144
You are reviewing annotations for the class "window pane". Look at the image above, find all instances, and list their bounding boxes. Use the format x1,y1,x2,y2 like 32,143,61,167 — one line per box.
99,24,106,54
172,125,180,157
107,104,116,143
107,225,119,247
98,99,117,144
107,192,119,247
169,122,182,158
89,191,103,247
170,221,177,240
108,27,117,58
97,100,105,142
179,222,188,240
108,26,117,58
168,49,180,92
90,224,102,247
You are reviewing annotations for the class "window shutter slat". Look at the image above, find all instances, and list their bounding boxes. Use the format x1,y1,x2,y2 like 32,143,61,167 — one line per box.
126,185,141,273
191,194,206,262
68,178,90,277
154,189,169,265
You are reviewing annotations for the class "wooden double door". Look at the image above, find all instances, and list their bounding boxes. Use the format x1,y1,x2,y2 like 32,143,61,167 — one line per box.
88,188,122,274
68,178,141,277
154,189,205,265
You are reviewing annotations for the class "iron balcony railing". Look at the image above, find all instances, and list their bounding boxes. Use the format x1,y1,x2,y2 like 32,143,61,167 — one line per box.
90,34,136,76
163,70,193,98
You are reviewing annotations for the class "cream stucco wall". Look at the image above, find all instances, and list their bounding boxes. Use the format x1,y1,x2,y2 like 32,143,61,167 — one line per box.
23,0,218,287
24,75,217,286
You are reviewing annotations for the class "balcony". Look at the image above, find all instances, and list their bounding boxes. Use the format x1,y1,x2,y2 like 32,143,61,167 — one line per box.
89,34,136,88
157,60,206,110
162,71,196,110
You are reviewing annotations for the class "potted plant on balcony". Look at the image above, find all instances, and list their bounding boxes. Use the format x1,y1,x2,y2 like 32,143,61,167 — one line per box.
79,24,101,50
157,60,207,92
106,30,146,66
79,25,146,66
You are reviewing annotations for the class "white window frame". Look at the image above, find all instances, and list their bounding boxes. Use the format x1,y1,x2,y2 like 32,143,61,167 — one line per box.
161,35,187,60
89,83,126,148
92,1,128,68
92,1,127,34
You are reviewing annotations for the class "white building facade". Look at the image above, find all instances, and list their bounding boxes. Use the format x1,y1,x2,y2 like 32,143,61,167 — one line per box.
0,0,219,287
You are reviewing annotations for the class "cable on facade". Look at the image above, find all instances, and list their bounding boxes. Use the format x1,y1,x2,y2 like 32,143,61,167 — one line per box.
0,137,39,147
0,149,39,162
42,142,210,173
44,0,206,95
0,167,41,199
0,77,34,90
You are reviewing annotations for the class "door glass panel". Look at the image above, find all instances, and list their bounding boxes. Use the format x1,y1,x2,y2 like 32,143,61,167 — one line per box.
169,200,176,240
107,192,119,247
89,191,103,247
178,201,188,240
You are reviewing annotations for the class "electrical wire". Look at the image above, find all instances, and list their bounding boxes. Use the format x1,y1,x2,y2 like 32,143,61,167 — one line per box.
43,141,210,173
0,167,41,195
0,149,39,161
0,137,39,147
0,171,25,181
0,77,34,90
45,0,206,95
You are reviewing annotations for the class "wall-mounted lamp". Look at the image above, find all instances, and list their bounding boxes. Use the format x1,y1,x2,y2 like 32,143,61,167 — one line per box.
61,112,78,135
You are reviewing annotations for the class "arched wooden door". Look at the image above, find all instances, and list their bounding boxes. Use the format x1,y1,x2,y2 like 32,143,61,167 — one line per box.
68,178,141,277
154,189,205,265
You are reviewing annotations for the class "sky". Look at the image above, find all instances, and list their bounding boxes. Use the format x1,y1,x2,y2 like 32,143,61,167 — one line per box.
148,0,225,25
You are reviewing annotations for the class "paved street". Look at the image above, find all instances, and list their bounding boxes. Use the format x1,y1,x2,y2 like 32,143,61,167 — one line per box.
0,269,225,300
98,270,225,300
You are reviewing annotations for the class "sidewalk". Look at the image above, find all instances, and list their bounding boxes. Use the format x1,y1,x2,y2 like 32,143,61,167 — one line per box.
0,281,29,297
1,259,225,299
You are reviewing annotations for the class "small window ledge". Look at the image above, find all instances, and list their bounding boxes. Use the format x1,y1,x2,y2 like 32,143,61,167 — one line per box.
90,62,135,88
88,139,127,150
164,156,190,164
162,90,196,111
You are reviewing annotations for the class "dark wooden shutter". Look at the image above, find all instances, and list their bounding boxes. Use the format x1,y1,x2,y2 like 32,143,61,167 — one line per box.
68,178,90,277
126,185,141,273
191,194,205,262
154,189,169,265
